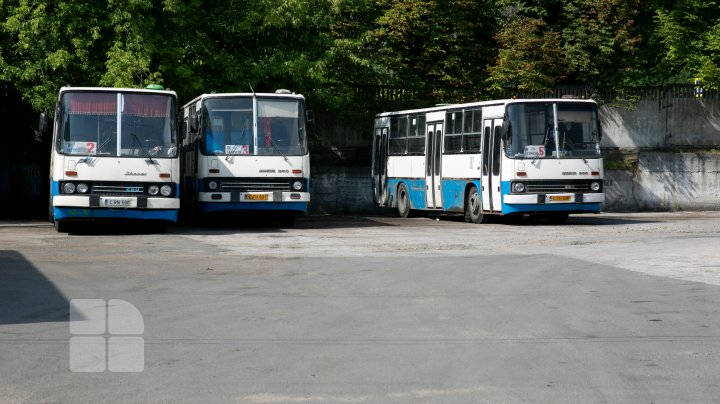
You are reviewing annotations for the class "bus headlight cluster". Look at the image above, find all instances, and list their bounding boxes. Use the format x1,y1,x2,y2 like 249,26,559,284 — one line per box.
62,182,90,194
292,181,303,191
207,181,218,191
511,182,526,193
590,181,601,192
148,184,173,196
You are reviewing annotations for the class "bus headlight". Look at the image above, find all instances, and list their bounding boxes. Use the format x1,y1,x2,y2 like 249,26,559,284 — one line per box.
207,181,218,191
292,181,303,191
148,185,160,195
160,185,172,197
512,182,525,193
590,181,601,192
76,183,89,194
63,182,76,194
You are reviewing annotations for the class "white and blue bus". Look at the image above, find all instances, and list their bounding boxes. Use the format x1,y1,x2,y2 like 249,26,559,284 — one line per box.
372,98,604,223
46,86,180,232
181,90,310,225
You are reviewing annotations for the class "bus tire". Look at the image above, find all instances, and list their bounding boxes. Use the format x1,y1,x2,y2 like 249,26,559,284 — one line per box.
397,183,411,218
466,186,488,224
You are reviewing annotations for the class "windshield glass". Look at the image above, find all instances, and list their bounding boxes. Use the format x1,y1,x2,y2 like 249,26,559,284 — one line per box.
202,97,254,155
506,102,600,159
202,97,308,156
58,91,177,158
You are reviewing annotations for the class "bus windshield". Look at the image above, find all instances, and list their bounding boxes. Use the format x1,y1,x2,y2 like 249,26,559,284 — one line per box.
58,91,177,158
202,97,307,156
506,102,600,159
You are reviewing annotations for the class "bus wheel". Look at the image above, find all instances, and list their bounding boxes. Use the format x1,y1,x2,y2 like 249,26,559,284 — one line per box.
397,183,411,218
466,186,488,224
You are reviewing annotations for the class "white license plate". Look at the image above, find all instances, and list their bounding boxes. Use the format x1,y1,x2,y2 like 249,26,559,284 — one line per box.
101,197,136,208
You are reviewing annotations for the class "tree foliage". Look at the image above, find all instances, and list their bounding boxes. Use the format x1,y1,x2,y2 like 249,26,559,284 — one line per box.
652,0,720,87
0,0,718,127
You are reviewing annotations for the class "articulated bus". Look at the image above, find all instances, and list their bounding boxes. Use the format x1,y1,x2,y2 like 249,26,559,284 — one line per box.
372,98,604,223
181,90,310,225
46,86,180,232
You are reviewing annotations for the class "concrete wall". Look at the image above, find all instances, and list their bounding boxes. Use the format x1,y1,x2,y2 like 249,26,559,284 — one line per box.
600,94,720,149
310,166,385,215
605,152,720,211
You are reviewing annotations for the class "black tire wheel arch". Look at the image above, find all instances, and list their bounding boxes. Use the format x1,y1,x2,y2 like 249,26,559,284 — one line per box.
397,182,411,218
466,186,489,224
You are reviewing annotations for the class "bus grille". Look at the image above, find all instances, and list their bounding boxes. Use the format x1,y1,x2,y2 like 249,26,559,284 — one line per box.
525,182,590,193
92,183,145,196
220,180,290,192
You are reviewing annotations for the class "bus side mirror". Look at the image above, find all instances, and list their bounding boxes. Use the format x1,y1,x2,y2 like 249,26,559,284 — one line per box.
502,125,511,143
305,110,314,124
180,120,187,140
38,112,49,134
189,114,198,134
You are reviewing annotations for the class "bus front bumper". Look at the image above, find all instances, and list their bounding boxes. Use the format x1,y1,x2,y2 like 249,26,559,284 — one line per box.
198,191,310,203
503,193,604,214
53,195,180,209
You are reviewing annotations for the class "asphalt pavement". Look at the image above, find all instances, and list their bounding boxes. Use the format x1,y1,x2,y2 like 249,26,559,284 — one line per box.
1,212,719,403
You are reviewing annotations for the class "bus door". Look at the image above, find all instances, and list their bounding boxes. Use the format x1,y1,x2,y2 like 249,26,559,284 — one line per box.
372,127,388,205
425,122,443,208
482,119,503,212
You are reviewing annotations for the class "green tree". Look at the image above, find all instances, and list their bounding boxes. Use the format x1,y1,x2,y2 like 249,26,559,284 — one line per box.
652,0,720,88
2,0,109,111
488,0,643,97
366,0,497,104
560,0,642,89
487,17,564,96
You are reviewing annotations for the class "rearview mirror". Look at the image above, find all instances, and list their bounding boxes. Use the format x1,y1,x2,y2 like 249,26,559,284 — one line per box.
189,113,199,134
38,112,49,134
305,110,314,124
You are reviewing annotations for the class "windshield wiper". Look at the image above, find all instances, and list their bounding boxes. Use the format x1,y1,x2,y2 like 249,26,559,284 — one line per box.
97,136,113,154
78,138,111,163
268,137,292,167
131,132,157,165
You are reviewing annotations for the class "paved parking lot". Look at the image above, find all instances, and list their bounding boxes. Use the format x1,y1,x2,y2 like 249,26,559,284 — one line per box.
1,212,720,403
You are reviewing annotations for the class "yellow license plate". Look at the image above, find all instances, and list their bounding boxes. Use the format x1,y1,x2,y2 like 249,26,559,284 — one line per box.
245,194,269,201
549,195,572,202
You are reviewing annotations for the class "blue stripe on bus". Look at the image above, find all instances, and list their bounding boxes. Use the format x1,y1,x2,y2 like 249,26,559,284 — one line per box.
199,202,309,214
441,179,481,211
54,207,178,222
502,203,602,214
387,178,426,210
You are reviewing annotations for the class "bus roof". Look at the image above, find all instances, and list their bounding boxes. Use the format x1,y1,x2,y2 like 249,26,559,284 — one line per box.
374,98,597,118
58,86,177,97
182,92,306,109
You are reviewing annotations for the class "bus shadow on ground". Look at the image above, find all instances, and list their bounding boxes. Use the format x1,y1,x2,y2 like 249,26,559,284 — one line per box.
0,250,69,325
61,220,169,235
172,214,396,235
423,213,661,226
